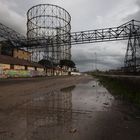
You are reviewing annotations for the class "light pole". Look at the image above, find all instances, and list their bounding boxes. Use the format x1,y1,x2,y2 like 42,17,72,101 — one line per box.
95,52,97,71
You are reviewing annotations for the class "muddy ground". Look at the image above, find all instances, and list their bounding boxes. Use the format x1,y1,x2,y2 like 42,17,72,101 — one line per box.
0,75,140,140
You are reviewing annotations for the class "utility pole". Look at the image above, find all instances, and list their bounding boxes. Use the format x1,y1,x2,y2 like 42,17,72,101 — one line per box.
92,54,94,72
95,52,97,71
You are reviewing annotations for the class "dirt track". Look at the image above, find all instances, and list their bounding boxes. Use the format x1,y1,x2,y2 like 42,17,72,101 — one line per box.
0,75,140,140
0,76,91,109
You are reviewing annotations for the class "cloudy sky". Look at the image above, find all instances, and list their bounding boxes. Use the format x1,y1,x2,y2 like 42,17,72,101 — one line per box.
0,0,140,71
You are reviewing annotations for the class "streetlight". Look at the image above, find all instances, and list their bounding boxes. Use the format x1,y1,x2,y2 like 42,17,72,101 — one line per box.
95,52,97,71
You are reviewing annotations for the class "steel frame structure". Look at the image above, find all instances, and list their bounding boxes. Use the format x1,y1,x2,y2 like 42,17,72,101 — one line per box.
0,22,26,48
27,4,71,63
0,3,140,72
27,19,140,72
70,20,140,45
27,20,140,46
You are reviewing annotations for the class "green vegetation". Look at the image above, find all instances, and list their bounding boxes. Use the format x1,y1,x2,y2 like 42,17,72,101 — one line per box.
38,59,53,67
39,59,76,68
60,60,75,68
38,59,58,68
95,75,140,107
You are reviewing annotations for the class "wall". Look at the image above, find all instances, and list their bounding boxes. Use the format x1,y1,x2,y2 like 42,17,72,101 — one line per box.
46,69,53,76
0,63,46,78
0,63,69,78
13,49,31,60
71,72,81,76
4,70,30,78
0,64,10,69
14,65,25,70
0,64,10,78
0,70,46,78
0,68,3,78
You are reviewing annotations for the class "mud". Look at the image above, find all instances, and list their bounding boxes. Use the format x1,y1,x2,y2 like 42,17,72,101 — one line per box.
0,76,140,140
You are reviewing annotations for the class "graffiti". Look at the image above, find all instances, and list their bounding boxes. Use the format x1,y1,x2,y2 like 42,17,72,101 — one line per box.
0,69,46,78
3,70,30,78
0,64,10,69
29,70,46,77
0,66,67,79
0,68,3,78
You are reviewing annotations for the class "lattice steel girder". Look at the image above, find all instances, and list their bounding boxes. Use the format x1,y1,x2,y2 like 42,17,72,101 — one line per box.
0,22,27,48
1,19,140,50
27,20,140,48
124,35,140,72
70,20,140,45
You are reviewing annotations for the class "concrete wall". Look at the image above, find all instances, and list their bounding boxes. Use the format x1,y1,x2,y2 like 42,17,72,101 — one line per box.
0,69,46,78
0,63,46,78
0,63,70,78
71,72,81,76
13,49,31,60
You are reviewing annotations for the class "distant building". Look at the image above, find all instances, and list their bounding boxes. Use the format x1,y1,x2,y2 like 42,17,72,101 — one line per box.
0,54,45,78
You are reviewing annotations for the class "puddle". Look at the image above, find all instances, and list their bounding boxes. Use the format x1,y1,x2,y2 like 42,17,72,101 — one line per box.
0,80,115,140
72,80,114,112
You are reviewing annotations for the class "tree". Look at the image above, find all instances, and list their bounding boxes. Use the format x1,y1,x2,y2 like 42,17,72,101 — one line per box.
38,59,52,68
60,59,76,68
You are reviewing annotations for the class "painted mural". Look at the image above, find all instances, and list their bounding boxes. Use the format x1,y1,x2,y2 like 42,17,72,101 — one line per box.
0,69,46,78
4,70,30,78
0,68,3,78
0,63,66,78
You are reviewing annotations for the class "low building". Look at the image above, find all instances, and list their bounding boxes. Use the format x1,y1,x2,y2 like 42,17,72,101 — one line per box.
0,54,46,78
0,41,31,61
0,42,76,78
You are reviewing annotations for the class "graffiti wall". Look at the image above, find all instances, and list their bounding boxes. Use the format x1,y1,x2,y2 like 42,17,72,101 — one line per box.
0,68,3,78
29,70,46,77
4,70,30,78
0,64,10,78
0,63,68,78
0,69,46,78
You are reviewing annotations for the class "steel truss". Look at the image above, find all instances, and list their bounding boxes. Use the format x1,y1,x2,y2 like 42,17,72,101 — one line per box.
0,18,140,72
124,36,140,72
27,4,71,63
28,20,140,47
70,20,140,45
0,23,26,48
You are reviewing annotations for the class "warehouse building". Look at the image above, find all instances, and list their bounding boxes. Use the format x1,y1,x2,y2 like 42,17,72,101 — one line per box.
0,41,73,78
0,54,46,78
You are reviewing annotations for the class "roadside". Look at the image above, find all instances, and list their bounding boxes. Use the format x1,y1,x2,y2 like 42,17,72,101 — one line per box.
94,74,140,107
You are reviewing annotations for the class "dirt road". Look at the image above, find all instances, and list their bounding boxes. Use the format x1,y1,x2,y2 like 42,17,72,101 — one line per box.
0,76,91,109
0,75,140,140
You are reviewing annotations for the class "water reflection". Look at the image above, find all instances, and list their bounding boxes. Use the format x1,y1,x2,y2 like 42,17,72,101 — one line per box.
25,86,75,140
0,80,115,140
72,80,114,112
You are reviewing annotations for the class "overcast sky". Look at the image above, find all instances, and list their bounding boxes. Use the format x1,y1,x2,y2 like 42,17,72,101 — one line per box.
0,0,140,71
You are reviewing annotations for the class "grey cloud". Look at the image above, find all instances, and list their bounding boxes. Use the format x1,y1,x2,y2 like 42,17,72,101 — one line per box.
125,0,140,21
0,1,26,34
72,41,126,71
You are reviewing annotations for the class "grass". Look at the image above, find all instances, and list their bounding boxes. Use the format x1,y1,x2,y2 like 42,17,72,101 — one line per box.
95,75,140,107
